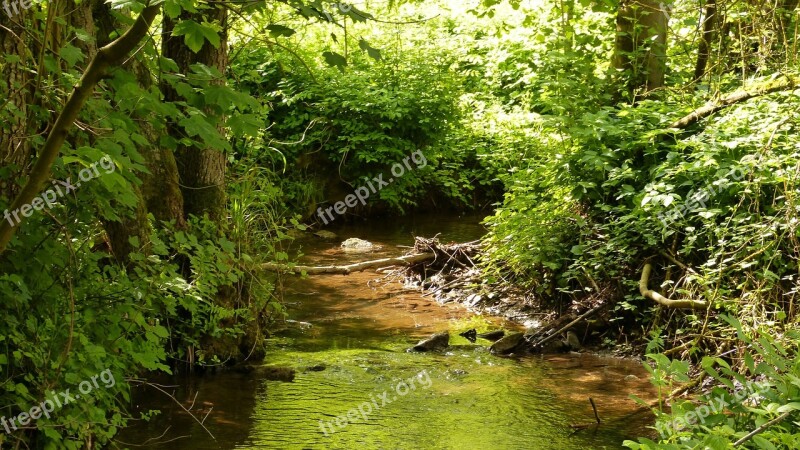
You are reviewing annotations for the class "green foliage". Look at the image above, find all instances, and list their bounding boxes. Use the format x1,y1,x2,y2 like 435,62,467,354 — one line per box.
228,1,510,216
625,316,800,449
0,206,274,446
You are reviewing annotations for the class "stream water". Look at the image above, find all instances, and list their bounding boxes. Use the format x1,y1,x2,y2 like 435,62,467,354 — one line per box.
117,214,656,449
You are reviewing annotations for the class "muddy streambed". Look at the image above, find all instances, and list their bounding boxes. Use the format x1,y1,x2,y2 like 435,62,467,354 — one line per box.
117,215,656,449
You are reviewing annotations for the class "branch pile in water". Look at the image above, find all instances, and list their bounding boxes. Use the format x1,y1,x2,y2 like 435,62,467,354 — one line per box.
405,236,481,278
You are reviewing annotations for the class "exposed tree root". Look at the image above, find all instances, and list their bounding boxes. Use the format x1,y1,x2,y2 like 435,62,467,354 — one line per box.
639,262,708,309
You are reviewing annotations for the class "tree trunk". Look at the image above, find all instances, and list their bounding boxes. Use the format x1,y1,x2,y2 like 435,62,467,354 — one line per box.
84,0,156,263
777,0,799,53
613,0,669,96
162,8,229,222
0,15,31,200
693,0,717,82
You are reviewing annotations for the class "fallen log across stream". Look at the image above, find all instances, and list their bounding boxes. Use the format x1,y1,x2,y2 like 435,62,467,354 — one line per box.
260,252,436,275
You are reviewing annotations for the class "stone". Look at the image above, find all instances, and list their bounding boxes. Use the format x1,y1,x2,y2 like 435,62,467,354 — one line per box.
411,332,450,352
459,329,477,342
565,330,581,350
477,330,505,341
489,332,525,355
341,238,376,253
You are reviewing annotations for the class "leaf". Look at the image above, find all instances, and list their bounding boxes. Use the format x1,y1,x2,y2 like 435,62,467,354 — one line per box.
752,435,776,450
163,0,182,18
59,44,84,67
267,24,296,38
322,51,347,72
227,114,263,137
106,0,146,12
776,402,800,413
172,20,221,53
358,38,382,61
341,4,373,22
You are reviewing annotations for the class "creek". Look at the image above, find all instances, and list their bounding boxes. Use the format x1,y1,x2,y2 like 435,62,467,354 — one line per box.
118,214,655,449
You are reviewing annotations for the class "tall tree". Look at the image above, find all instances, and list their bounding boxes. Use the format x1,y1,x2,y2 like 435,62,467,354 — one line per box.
0,3,161,255
694,0,717,82
613,0,669,96
162,6,229,222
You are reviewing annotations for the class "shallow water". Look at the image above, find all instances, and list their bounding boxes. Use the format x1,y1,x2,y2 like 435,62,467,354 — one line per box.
117,214,656,449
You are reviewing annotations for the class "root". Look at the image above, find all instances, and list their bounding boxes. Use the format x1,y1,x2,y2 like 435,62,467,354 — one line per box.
639,262,708,309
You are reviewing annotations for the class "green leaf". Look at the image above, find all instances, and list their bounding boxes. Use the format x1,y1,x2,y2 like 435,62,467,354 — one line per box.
172,20,221,53
322,51,347,72
267,24,295,38
342,5,373,22
107,0,146,12
59,44,84,67
227,114,262,137
358,38,382,61
163,0,182,18
776,402,800,413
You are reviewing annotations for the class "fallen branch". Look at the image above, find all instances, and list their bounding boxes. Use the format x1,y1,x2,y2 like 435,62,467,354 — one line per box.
569,398,602,434
639,263,708,309
590,398,601,424
260,252,435,275
668,75,797,129
531,302,608,348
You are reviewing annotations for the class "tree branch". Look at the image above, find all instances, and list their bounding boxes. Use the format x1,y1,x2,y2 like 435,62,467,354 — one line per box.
0,3,161,255
639,262,708,309
732,411,792,447
668,75,797,129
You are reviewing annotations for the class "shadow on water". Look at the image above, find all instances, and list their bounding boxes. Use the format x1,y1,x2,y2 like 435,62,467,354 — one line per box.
116,214,656,449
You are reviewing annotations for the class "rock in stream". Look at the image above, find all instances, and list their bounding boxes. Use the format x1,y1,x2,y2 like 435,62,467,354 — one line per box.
341,238,376,253
489,332,525,355
410,332,450,352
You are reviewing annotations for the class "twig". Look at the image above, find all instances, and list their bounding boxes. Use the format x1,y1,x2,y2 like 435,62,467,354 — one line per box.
590,398,601,424
129,380,216,441
732,411,792,447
